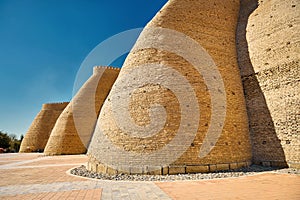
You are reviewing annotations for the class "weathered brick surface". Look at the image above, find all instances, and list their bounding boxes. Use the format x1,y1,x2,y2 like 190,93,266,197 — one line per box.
19,102,68,153
88,0,252,174
186,165,209,174
168,166,186,175
238,0,300,168
44,67,120,155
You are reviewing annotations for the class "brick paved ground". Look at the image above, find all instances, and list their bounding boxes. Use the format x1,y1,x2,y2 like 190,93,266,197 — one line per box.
156,173,300,200
0,153,299,199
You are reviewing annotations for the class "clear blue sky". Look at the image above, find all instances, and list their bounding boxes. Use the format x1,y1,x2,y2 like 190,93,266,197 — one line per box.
0,0,167,138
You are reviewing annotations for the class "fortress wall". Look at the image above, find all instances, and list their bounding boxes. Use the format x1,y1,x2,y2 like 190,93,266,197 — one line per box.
43,66,120,155
88,0,252,175
19,102,69,152
239,0,300,168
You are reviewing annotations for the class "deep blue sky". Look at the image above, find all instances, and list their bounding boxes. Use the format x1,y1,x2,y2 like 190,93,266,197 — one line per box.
0,0,167,138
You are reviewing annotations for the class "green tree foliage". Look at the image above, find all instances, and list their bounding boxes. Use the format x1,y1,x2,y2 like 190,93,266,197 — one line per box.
0,131,10,149
20,134,24,142
0,131,23,152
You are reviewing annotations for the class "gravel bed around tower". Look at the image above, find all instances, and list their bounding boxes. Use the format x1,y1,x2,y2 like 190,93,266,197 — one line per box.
70,165,300,182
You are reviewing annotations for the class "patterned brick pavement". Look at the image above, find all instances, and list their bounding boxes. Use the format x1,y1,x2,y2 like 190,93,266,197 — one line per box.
0,153,299,199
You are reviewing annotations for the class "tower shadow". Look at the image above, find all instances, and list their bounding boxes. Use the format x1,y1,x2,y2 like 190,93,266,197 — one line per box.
236,0,287,168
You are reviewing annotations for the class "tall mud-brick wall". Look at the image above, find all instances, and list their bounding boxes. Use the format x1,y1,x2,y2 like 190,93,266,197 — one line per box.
19,102,68,152
238,0,300,168
44,67,120,155
88,0,252,175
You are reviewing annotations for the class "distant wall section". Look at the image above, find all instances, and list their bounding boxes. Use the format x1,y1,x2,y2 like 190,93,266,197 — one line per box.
44,66,120,155
19,102,69,152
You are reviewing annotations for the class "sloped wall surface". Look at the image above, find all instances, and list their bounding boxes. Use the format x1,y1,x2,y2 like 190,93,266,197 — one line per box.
88,0,252,175
44,67,120,155
241,0,300,168
19,102,68,152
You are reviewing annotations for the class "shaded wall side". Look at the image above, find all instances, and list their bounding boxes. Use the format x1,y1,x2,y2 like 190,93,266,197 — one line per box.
241,0,300,168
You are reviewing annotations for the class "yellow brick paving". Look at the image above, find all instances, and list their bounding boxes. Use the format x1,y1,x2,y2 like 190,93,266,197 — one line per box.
0,153,299,200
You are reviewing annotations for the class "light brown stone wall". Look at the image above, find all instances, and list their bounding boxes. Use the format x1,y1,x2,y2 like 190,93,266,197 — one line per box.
239,0,300,168
88,0,252,174
19,102,68,152
44,66,120,155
